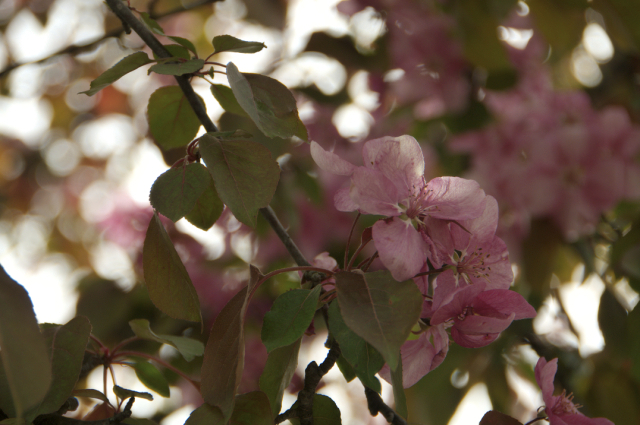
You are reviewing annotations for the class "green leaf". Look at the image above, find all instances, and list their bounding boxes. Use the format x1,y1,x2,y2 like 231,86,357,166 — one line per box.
167,36,197,54
261,286,321,352
147,86,202,150
113,385,153,401
335,354,357,383
32,316,91,418
211,84,248,117
184,172,224,231
327,302,383,393
140,13,164,35
130,362,170,398
73,389,110,404
199,133,280,228
334,270,422,371
80,52,153,96
149,59,205,76
142,212,202,323
289,394,341,425
123,418,159,425
212,35,266,54
153,45,191,61
0,266,52,418
184,404,225,425
128,319,204,362
259,339,301,417
201,266,263,421
229,392,272,425
390,359,407,419
480,411,523,425
226,62,308,140
149,163,211,222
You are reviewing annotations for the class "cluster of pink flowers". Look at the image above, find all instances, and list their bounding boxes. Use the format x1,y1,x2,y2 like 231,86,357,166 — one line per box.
311,135,536,386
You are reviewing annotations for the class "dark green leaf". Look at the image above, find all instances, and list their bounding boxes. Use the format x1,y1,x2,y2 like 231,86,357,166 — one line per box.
289,394,341,425
598,289,628,356
226,62,307,140
123,418,159,425
335,355,356,383
153,45,190,61
479,411,523,425
184,172,224,231
212,35,266,54
147,86,202,150
327,302,383,393
33,316,91,417
201,266,262,421
113,385,153,401
140,13,164,35
149,59,204,76
199,133,280,228
142,212,202,323
128,319,204,362
334,270,422,371
0,266,52,418
211,84,248,117
629,306,640,383
149,163,211,222
168,36,197,54
130,362,170,398
261,286,321,352
73,389,110,404
259,339,301,416
80,52,153,96
184,404,225,425
390,360,407,419
229,392,272,425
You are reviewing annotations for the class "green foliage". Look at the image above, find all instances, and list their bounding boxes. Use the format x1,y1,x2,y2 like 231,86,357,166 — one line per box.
261,285,321,352
147,86,203,150
226,62,308,140
289,394,342,425
113,385,153,401
199,133,280,228
0,266,52,418
212,35,266,54
142,213,202,323
80,52,153,96
390,359,407,419
140,13,197,53
128,319,204,362
334,270,423,370
228,392,272,425
149,163,212,222
149,59,205,76
73,389,110,404
259,339,301,417
211,84,248,117
184,404,225,425
130,361,170,398
479,411,523,425
184,171,224,231
528,0,588,59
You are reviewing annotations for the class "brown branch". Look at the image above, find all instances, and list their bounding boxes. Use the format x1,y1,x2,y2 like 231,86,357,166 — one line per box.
0,0,220,79
364,387,408,425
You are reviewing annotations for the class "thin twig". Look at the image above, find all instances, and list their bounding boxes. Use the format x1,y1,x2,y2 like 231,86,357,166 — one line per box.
364,387,408,425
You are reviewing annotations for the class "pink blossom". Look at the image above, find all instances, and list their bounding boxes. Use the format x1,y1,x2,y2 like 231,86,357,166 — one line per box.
535,357,614,425
429,283,536,348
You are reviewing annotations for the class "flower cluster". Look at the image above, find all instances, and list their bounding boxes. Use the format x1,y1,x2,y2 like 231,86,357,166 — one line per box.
312,135,536,386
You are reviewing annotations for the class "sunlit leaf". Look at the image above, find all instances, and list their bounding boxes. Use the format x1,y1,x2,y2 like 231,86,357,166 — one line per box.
149,163,211,222
80,52,153,96
229,392,272,425
479,411,523,425
184,172,224,231
199,133,280,228
128,319,204,362
113,385,153,401
261,285,321,352
226,62,308,140
334,270,422,371
147,86,202,150
142,213,202,323
259,339,301,416
211,84,248,117
73,389,110,404
212,35,266,54
130,361,170,398
0,266,52,418
289,394,341,425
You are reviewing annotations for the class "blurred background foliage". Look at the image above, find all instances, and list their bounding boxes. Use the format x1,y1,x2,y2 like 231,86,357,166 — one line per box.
1,0,640,424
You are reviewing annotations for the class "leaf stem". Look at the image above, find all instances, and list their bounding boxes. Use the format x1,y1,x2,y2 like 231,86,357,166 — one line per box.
111,336,142,356
113,350,200,391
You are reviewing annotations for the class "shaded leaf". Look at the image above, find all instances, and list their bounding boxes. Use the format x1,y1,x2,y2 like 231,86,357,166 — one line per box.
80,52,152,96
211,84,248,117
72,389,110,404
149,163,211,222
335,355,357,383
128,319,204,362
184,404,225,425
528,0,587,59
142,212,202,323
140,12,164,35
259,339,301,417
123,418,159,425
33,316,91,417
598,288,628,356
149,59,204,76
153,45,190,61
229,392,272,425
289,394,341,425
184,172,224,231
390,360,407,420
334,271,422,371
199,133,280,228
147,86,202,150
113,386,153,401
167,36,197,54
201,266,263,421
0,266,52,418
327,302,383,393
261,285,321,352
212,35,266,54
130,362,170,398
226,62,307,140
479,411,523,425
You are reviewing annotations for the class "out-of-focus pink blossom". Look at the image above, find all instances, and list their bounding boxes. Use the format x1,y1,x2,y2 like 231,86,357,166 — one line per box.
535,357,614,425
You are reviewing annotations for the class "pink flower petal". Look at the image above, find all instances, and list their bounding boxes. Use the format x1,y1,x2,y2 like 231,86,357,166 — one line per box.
424,177,486,221
474,289,537,320
450,328,500,348
351,167,405,216
373,217,429,281
310,141,357,176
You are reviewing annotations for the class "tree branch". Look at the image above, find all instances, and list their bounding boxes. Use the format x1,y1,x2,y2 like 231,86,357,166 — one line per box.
364,387,408,425
104,0,311,268
297,340,341,425
33,397,135,425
